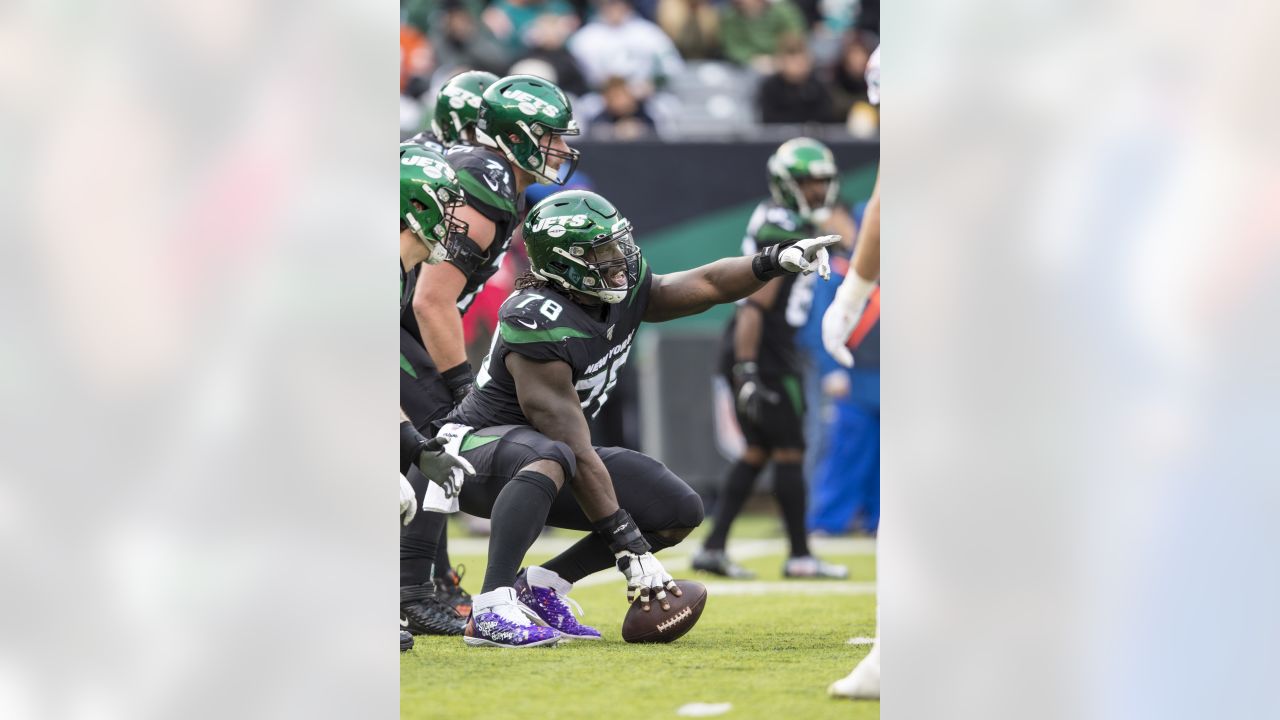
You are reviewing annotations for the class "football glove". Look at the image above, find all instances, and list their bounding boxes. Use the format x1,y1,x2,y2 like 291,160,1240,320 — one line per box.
617,551,680,611
752,234,841,280
732,361,780,426
400,473,417,527
821,273,876,368
400,421,475,494
593,508,682,610
778,234,840,279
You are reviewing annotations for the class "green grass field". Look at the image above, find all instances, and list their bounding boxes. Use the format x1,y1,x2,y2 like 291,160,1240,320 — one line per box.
401,515,878,720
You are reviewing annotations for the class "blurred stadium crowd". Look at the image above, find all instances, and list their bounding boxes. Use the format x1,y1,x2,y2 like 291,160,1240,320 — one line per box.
401,0,880,139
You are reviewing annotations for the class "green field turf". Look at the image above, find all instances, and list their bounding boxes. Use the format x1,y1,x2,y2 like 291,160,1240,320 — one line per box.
401,516,879,720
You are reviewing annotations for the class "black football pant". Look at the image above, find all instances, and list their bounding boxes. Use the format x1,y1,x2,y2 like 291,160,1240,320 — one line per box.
400,328,456,586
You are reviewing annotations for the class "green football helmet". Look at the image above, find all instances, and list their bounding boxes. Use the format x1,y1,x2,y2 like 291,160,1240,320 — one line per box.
767,138,840,223
477,75,580,185
524,190,640,304
431,70,499,146
400,144,467,265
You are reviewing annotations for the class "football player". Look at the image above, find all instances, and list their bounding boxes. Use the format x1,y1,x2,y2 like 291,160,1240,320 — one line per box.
404,69,499,153
399,75,581,636
398,68,498,631
691,138,850,581
398,144,477,651
824,44,880,701
438,189,841,647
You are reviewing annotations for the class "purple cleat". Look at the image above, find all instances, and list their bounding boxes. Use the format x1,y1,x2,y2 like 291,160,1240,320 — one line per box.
516,566,602,641
464,587,562,648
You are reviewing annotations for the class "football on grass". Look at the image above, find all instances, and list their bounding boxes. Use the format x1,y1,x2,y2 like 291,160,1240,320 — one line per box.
621,579,707,643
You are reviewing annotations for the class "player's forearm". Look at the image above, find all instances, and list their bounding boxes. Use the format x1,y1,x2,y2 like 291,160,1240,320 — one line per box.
851,181,880,283
415,301,469,373
646,257,764,322
733,305,764,363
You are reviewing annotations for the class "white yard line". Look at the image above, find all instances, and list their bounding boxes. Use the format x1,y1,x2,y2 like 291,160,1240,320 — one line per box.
701,581,876,596
450,535,877,596
449,535,876,561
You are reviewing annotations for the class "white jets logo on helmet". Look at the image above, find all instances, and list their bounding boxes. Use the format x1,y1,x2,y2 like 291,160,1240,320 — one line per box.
502,88,561,118
530,214,590,234
442,85,482,110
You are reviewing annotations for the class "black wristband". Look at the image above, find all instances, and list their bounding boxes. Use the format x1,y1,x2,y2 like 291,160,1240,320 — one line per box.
440,362,473,403
751,241,797,281
399,421,428,476
592,508,651,556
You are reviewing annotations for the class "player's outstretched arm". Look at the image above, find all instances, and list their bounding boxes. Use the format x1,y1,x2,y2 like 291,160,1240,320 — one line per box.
411,204,497,403
644,234,841,322
507,352,680,608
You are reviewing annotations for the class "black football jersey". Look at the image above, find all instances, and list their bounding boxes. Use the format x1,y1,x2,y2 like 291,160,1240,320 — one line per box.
720,200,816,377
401,144,523,348
400,260,418,315
445,257,654,431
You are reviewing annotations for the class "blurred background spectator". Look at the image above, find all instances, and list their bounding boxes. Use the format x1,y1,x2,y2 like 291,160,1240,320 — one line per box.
430,0,511,75
483,0,580,56
826,28,877,136
513,12,589,95
588,75,658,139
719,0,807,74
758,34,834,124
569,0,684,95
656,0,722,60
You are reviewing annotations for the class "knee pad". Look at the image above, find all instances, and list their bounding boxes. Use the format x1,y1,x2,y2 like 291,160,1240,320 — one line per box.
524,436,576,480
676,491,705,529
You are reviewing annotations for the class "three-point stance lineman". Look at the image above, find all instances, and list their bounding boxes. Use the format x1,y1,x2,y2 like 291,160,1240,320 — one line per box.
440,189,840,647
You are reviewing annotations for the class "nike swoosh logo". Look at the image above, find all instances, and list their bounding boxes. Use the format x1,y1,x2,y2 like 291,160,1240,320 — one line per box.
515,318,538,329
400,616,409,627
483,175,500,191
614,523,629,534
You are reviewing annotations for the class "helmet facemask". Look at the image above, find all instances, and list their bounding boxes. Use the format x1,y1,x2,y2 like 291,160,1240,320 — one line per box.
502,119,581,185
404,185,469,265
539,219,640,304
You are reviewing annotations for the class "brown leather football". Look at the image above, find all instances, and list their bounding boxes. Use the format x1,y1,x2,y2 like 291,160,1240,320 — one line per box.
621,579,707,643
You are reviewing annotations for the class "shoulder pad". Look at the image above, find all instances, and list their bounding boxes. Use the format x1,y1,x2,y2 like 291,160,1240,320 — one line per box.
403,131,445,154
498,292,592,346
447,146,517,216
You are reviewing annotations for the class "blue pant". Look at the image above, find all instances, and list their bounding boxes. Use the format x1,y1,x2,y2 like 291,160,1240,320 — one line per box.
808,371,880,534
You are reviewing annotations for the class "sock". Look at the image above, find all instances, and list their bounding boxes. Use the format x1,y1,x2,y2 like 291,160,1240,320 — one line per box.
525,565,573,595
542,530,681,584
436,522,452,576
400,508,448,586
472,587,517,613
481,471,558,593
702,460,764,551
773,462,811,557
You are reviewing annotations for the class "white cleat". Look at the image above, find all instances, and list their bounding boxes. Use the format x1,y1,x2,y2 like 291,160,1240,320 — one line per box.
783,555,849,579
829,642,879,700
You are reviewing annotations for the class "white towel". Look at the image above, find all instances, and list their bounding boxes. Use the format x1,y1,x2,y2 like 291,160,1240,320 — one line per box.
421,423,472,513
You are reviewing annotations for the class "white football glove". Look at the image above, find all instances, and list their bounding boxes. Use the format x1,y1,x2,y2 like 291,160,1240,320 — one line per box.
616,551,680,611
822,273,877,368
399,473,417,527
778,234,841,279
